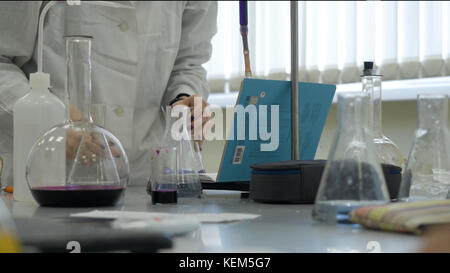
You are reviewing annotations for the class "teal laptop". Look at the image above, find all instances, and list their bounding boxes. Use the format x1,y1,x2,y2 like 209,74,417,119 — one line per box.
216,78,335,183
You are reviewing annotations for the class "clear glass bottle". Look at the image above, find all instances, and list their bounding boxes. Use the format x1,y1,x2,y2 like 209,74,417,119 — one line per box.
26,36,130,207
313,92,390,224
399,94,450,201
361,62,405,170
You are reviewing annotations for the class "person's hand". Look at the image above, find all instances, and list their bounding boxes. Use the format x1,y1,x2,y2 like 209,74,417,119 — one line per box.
66,102,120,164
172,94,212,150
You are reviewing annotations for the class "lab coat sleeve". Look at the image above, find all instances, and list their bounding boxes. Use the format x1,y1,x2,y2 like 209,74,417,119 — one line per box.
0,2,41,178
162,1,218,106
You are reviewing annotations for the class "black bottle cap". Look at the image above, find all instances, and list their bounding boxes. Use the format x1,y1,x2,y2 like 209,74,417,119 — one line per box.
362,61,374,76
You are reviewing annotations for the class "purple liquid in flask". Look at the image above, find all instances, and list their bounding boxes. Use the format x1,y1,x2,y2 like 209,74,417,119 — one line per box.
30,185,125,207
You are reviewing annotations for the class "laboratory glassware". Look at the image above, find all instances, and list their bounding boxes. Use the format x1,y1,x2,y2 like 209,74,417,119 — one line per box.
149,147,178,204
398,94,450,202
26,36,130,207
164,106,203,198
313,92,390,224
361,62,405,170
0,200,21,253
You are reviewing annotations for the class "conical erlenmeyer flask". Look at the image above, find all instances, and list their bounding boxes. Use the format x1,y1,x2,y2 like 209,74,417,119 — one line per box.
26,36,130,207
164,105,202,198
361,62,405,170
313,92,390,224
399,94,450,202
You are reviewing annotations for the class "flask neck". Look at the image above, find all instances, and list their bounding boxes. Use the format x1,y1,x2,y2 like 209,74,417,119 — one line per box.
417,95,449,131
65,36,93,123
337,92,373,140
361,75,383,137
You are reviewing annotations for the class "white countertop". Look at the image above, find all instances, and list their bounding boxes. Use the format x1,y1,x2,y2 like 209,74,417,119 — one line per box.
1,186,425,253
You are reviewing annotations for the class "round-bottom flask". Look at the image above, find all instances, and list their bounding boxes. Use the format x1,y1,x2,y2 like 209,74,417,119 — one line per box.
26,36,129,207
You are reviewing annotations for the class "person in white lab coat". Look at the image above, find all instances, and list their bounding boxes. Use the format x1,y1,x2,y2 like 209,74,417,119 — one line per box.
0,1,217,186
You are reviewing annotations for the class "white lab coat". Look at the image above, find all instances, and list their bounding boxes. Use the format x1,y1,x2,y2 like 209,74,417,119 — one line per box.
0,1,217,186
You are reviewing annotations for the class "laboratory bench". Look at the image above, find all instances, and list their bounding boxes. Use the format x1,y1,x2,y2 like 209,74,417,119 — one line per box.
0,186,424,253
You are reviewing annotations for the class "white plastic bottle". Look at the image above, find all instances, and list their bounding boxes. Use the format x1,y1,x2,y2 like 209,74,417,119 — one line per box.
13,72,65,202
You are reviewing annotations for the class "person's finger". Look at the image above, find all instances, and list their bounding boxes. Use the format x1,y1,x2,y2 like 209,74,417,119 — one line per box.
194,139,204,151
85,140,105,157
189,105,212,128
190,109,212,125
106,146,121,158
89,132,117,149
87,133,121,159
80,140,107,166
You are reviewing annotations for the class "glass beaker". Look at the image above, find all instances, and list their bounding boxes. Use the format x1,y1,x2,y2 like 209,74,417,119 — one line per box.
361,62,405,170
313,92,390,224
165,105,202,198
26,36,129,207
399,94,450,202
149,147,178,204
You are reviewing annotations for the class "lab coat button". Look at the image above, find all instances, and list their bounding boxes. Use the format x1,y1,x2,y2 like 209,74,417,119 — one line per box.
118,21,129,32
114,106,124,117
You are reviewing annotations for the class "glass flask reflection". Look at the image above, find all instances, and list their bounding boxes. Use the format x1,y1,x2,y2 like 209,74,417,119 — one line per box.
313,92,390,224
361,62,405,170
399,94,450,201
26,36,129,207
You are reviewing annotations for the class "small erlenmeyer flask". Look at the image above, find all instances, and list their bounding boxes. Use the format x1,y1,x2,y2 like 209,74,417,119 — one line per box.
399,94,450,201
313,92,390,224
168,105,202,197
149,147,178,204
165,105,202,198
361,62,405,170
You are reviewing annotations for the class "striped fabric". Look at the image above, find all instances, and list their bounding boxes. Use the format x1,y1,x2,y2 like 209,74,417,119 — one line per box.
349,200,450,235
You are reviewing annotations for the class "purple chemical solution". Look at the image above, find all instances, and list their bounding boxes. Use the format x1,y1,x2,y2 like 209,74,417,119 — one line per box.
151,189,177,204
30,185,125,207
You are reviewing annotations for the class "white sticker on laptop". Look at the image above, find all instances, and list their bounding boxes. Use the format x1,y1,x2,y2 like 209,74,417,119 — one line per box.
232,146,245,164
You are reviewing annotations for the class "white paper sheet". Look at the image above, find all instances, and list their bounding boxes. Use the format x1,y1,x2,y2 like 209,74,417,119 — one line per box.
71,210,260,223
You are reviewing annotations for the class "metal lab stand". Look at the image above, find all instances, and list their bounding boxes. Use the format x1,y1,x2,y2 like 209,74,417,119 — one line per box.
291,1,299,160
